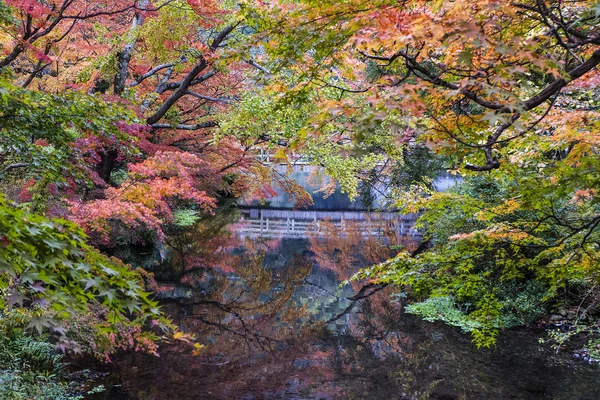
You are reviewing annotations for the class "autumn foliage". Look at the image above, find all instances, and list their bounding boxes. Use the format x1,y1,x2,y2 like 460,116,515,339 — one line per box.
241,0,600,347
2,0,600,378
0,0,267,361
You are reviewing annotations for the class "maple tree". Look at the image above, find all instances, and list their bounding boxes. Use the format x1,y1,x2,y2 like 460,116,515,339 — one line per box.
0,0,308,373
0,194,174,356
0,74,142,202
69,151,220,247
0,0,269,365
0,0,268,234
1,0,598,390
237,0,600,348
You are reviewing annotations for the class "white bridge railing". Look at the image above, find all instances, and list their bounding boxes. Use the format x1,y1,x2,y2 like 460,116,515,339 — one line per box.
235,208,422,240
257,149,311,165
256,149,388,168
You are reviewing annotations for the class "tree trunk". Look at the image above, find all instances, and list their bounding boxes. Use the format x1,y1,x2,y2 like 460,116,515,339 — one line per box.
113,0,149,94
96,149,118,183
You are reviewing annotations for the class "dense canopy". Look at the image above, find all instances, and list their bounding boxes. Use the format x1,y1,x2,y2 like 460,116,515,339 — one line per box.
0,0,598,397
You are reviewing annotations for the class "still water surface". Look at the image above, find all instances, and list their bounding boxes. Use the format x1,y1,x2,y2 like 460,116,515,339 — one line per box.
104,171,599,400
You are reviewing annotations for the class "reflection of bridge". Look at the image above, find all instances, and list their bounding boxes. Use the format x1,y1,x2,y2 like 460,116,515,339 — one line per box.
235,208,421,240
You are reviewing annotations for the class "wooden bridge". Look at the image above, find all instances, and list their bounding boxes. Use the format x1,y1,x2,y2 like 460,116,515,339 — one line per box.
234,208,422,240
256,149,311,165
256,149,388,168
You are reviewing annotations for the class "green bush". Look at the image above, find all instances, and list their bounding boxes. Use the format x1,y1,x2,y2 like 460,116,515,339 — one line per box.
0,311,80,400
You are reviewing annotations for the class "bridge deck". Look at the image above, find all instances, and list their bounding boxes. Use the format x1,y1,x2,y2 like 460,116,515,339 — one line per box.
235,209,422,239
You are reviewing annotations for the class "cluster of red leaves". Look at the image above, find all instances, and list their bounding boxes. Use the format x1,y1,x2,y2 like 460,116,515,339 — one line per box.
70,120,167,189
31,47,52,63
5,0,52,20
69,151,219,246
185,0,226,25
18,178,36,203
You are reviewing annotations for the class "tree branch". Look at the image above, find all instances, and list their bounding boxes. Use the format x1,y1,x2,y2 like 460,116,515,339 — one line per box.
1,163,29,175
186,90,234,104
151,121,218,130
129,62,175,87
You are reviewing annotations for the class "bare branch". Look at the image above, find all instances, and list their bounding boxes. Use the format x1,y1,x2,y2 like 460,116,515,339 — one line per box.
129,62,175,87
1,163,29,175
186,90,234,104
244,59,271,74
151,121,218,130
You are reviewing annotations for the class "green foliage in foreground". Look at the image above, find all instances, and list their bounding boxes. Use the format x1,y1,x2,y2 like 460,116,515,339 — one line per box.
0,194,172,345
355,172,600,348
0,311,79,400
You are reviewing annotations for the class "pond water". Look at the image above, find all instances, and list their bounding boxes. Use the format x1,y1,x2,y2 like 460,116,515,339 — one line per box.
101,173,599,400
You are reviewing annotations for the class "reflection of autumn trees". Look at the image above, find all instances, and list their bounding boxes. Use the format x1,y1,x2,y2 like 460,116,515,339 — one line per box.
112,212,430,399
324,294,437,400
113,212,345,398
110,215,600,399
177,252,314,354
308,219,419,285
155,211,316,356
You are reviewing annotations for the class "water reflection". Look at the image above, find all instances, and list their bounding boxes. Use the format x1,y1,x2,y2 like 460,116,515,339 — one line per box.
109,205,600,400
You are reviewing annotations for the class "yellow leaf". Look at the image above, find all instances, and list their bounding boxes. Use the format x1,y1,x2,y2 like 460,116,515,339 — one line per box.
173,331,184,340
192,343,205,356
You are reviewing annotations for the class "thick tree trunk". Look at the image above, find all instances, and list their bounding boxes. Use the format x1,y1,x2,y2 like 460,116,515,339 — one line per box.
114,0,149,94
0,44,25,69
96,149,118,183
